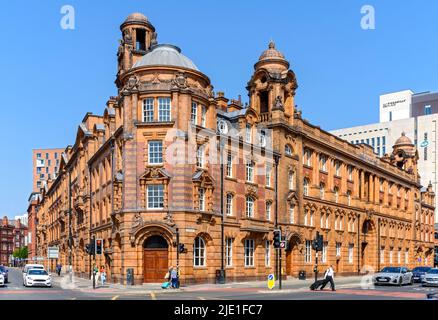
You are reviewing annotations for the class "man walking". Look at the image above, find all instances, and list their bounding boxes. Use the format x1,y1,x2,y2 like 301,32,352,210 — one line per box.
320,265,336,291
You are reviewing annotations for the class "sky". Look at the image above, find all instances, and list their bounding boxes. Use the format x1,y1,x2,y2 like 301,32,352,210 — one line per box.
1,0,438,218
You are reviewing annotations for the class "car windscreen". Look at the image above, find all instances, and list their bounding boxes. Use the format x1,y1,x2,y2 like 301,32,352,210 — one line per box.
413,267,431,272
381,267,401,273
28,269,48,276
427,269,438,274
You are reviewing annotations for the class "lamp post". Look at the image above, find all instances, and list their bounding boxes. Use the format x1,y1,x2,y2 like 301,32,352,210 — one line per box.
273,153,281,290
217,132,226,284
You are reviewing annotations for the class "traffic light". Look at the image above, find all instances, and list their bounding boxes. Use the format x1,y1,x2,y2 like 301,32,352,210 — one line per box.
95,239,103,255
273,229,281,249
312,232,324,251
178,243,185,253
85,242,95,255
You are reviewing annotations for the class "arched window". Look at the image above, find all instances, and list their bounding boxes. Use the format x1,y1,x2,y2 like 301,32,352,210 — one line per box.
265,201,272,221
226,193,233,216
320,183,325,200
303,179,309,196
285,144,292,156
346,191,351,206
288,171,295,190
246,196,255,218
193,237,206,267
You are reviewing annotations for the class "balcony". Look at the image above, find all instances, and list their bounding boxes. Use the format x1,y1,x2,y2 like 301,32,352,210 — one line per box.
260,113,271,122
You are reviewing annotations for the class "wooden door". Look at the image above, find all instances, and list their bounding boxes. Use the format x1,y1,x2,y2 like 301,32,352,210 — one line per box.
143,249,168,283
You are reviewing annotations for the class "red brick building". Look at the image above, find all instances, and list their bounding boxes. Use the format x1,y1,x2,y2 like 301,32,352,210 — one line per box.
0,217,28,266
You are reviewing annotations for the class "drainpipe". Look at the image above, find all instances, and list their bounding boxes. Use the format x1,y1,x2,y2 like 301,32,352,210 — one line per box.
378,218,381,272
357,214,361,275
88,164,92,279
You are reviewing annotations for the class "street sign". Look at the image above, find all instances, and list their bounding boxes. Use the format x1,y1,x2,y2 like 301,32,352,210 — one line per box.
48,246,59,259
267,274,275,290
36,257,45,261
421,141,429,148
280,240,286,249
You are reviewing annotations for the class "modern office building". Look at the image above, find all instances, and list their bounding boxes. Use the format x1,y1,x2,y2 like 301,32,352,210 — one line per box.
331,90,438,222
32,148,64,192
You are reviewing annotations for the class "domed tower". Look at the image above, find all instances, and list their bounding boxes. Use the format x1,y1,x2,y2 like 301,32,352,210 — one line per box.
117,13,156,79
246,41,298,124
391,132,418,174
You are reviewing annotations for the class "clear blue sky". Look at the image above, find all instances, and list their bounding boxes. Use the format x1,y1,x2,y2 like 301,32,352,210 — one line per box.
1,0,438,218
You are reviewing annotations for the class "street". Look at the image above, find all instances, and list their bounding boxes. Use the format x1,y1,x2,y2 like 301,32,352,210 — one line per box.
1,268,437,300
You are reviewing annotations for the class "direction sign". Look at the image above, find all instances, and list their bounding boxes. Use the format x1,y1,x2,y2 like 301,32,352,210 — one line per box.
267,274,275,290
421,140,429,148
48,246,59,259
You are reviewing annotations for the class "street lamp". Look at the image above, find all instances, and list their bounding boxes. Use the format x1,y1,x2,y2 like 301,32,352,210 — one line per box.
216,132,226,284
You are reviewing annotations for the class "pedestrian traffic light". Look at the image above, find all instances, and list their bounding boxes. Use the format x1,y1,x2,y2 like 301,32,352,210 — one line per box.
312,232,324,251
85,242,95,255
317,233,323,251
178,243,185,253
95,239,103,255
273,229,281,249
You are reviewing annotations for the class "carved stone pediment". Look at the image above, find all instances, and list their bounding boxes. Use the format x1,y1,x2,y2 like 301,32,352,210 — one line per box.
245,184,258,199
192,170,215,187
140,167,172,181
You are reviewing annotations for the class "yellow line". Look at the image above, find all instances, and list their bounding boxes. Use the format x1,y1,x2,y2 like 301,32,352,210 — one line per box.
150,292,156,300
111,295,119,300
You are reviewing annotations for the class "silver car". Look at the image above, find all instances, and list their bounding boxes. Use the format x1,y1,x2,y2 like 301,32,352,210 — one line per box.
373,266,413,286
423,268,438,287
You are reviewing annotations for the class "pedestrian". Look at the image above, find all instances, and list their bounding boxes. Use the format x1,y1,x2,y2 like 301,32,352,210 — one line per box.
320,265,336,291
170,266,178,289
95,265,100,287
100,266,107,286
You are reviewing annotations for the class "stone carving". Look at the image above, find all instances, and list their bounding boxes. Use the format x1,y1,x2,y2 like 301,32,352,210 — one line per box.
272,95,285,111
172,72,188,89
151,31,158,46
123,29,132,43
126,75,140,90
206,85,214,98
131,212,144,230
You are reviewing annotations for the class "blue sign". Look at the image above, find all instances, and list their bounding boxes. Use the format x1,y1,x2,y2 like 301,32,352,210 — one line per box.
421,141,429,148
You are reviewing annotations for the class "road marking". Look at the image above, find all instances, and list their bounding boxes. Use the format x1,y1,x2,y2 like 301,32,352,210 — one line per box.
199,297,206,300
111,295,119,300
150,292,157,300
70,298,77,300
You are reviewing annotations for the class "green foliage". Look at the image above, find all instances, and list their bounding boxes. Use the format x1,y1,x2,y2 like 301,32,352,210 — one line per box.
12,246,28,259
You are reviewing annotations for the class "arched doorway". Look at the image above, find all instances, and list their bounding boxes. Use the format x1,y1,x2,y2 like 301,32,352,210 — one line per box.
361,219,377,271
286,234,302,276
143,235,169,283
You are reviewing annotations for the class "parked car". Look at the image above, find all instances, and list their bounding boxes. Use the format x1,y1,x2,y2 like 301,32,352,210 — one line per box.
412,266,432,283
0,266,8,283
0,273,4,287
22,264,45,284
422,268,438,287
373,266,413,286
23,269,52,287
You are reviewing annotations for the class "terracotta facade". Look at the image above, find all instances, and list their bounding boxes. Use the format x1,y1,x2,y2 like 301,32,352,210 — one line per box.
34,13,436,284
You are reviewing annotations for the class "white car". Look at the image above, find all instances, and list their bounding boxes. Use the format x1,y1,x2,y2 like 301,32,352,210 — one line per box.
423,268,438,287
0,273,4,287
24,269,52,287
22,264,45,283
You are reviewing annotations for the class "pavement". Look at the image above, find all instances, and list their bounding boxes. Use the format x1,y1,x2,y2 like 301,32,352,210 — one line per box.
2,267,438,300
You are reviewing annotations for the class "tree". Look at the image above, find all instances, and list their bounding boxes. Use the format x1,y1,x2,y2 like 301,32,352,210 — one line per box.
12,246,28,259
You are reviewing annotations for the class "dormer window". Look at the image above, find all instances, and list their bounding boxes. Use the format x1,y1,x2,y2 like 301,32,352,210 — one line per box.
201,106,207,127
245,124,252,143
143,98,154,122
158,97,171,122
135,29,146,51
191,102,197,125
